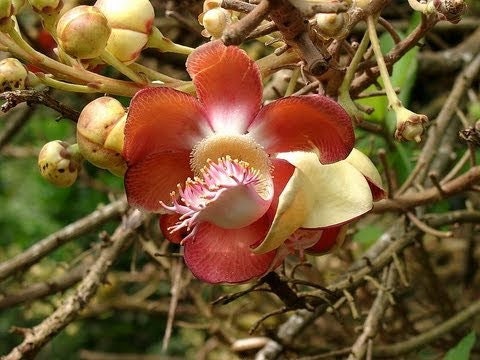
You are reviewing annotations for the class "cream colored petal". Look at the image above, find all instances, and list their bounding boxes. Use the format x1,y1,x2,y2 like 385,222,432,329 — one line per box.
277,151,373,229
345,148,383,188
252,167,314,254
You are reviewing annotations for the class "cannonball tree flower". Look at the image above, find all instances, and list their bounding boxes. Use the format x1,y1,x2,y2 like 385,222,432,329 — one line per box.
123,40,377,284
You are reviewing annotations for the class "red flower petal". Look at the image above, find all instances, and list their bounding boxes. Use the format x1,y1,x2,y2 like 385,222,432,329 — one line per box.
183,217,276,284
306,225,348,255
186,40,262,134
159,214,189,244
125,151,192,212
367,178,386,201
124,87,212,165
249,95,354,164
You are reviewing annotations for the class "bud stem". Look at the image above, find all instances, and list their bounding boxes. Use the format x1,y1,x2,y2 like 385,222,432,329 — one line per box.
100,49,146,84
338,30,370,121
146,27,194,55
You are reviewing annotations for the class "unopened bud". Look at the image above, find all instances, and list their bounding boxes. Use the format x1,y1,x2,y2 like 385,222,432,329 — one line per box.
77,96,127,176
313,12,348,40
394,107,428,143
57,5,111,59
38,141,82,187
199,7,231,39
28,0,63,14
0,58,28,91
94,0,154,63
0,0,17,24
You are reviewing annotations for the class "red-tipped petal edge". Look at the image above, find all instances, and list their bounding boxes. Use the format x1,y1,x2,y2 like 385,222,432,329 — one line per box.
249,95,354,164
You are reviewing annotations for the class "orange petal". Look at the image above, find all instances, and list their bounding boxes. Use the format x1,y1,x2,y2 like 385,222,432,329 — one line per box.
186,40,262,134
124,87,212,165
125,151,192,212
249,95,354,164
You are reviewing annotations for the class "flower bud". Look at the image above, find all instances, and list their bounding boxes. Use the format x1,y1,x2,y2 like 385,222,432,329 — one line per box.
38,141,82,187
57,5,111,59
0,58,28,91
77,96,127,176
394,107,428,143
28,0,63,14
94,0,154,63
0,0,15,24
199,7,231,39
313,12,348,40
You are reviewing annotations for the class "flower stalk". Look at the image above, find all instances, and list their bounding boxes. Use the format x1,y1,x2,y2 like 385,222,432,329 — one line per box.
367,15,427,142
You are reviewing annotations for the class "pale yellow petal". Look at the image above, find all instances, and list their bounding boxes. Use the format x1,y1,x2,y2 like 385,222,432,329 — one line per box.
277,151,373,229
345,148,383,188
252,167,314,254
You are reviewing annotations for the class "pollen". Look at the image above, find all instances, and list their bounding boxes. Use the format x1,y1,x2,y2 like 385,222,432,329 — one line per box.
190,133,271,177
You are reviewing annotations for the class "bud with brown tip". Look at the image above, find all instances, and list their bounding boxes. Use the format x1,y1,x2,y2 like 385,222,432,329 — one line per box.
38,140,83,187
0,58,28,92
394,107,428,143
77,96,127,176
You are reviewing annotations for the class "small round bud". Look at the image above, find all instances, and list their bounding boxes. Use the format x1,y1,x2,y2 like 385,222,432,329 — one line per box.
28,0,63,14
77,96,127,176
94,0,154,63
313,13,348,40
38,141,82,187
199,7,231,39
57,5,111,59
0,58,28,91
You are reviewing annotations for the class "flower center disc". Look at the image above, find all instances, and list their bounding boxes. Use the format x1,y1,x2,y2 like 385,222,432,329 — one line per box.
190,133,271,177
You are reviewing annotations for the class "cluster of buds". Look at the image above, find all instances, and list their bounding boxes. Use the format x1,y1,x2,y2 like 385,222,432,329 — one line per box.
76,96,127,176
198,0,233,39
38,140,83,187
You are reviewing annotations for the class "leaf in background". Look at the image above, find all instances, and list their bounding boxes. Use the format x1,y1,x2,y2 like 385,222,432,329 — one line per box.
444,331,476,360
353,225,384,249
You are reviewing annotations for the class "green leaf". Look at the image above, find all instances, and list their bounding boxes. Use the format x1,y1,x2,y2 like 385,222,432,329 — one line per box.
444,331,476,360
353,226,384,249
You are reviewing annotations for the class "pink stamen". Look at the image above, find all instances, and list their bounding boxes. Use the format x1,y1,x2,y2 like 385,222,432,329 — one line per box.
160,156,267,236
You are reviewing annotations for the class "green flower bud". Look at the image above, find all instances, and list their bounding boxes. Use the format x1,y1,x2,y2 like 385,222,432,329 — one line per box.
94,0,154,63
28,0,63,14
38,140,82,187
57,5,111,59
77,96,127,176
0,0,20,24
0,58,28,92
